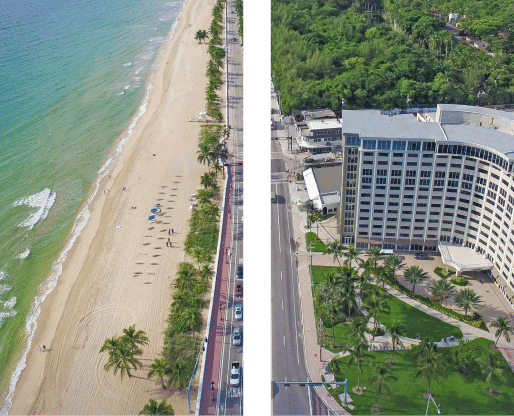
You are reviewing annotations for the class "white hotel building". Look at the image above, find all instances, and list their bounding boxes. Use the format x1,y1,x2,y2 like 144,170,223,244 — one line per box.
340,104,514,304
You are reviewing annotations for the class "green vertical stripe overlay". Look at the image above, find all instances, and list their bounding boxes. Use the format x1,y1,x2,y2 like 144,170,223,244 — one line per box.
243,0,270,416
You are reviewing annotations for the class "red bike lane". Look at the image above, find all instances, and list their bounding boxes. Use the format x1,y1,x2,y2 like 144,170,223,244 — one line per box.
199,165,234,415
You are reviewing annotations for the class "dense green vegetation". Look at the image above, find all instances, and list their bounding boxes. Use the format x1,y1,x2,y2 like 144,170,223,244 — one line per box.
328,338,514,415
271,0,514,114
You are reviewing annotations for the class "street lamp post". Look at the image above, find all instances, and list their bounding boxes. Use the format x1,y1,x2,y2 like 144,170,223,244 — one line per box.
310,247,313,267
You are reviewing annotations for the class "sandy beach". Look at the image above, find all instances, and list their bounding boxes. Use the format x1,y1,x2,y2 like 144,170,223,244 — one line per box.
8,0,216,413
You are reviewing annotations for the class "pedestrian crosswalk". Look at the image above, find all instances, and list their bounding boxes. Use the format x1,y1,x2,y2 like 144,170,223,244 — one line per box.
227,386,242,397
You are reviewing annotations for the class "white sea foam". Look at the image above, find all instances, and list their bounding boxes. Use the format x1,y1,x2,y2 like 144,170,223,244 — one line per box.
123,62,132,67
16,249,30,259
1,297,16,310
1,1,188,413
13,188,57,230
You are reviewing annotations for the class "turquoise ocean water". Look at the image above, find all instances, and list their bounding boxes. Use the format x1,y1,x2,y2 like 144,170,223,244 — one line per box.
0,0,186,410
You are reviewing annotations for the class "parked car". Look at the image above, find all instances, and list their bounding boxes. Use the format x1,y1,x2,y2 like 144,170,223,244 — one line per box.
235,283,243,297
379,249,394,256
236,265,243,279
233,326,242,346
230,362,241,386
234,304,243,320
414,252,428,260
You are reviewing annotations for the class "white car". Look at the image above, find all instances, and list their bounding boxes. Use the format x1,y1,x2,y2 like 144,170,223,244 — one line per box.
234,304,243,320
233,326,242,346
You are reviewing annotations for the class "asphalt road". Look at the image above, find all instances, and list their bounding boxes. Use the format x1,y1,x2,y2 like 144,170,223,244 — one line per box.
271,87,328,415
215,0,244,414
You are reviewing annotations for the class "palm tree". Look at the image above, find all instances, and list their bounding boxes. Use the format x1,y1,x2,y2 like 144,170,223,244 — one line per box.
323,268,344,288
200,171,217,190
345,340,374,393
403,265,429,293
139,398,174,415
194,29,208,44
490,316,514,347
363,293,390,335
340,278,358,319
477,351,506,394
199,263,214,286
197,143,213,168
103,341,143,379
327,356,345,375
122,325,149,353
386,321,406,362
373,266,389,288
326,241,345,266
384,255,405,281
148,358,169,390
414,347,447,395
366,246,382,268
100,336,121,355
166,358,191,389
344,244,361,266
430,279,456,306
368,362,397,411
453,288,483,316
192,247,208,269
308,211,323,237
175,262,198,291
348,316,371,342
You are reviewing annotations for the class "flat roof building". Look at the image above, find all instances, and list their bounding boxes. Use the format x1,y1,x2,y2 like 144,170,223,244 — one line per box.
340,104,514,307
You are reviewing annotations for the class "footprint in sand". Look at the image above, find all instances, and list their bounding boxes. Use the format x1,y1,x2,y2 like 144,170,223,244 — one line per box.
152,254,161,257
150,262,158,265
143,242,151,246
136,261,144,264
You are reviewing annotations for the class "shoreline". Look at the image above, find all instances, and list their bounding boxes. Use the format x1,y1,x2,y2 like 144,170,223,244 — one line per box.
6,0,215,413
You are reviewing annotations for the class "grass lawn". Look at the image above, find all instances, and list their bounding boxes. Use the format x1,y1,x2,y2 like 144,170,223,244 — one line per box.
328,338,514,415
311,265,463,352
305,232,327,252
377,296,463,342
311,265,341,284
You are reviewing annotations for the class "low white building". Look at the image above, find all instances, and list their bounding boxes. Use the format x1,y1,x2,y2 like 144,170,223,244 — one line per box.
304,165,341,215
294,109,342,154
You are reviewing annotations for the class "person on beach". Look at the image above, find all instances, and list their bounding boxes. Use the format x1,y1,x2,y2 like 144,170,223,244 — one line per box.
168,228,171,235
38,346,41,351
42,345,46,351
172,228,174,234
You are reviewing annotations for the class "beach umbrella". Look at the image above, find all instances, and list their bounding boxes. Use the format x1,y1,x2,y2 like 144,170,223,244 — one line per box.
148,215,156,221
151,208,158,213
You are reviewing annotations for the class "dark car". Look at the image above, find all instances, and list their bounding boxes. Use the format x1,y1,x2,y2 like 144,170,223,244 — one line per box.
236,265,243,279
235,283,243,297
414,252,428,260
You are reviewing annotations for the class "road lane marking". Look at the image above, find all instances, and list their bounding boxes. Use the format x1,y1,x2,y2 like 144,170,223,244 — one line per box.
283,336,286,347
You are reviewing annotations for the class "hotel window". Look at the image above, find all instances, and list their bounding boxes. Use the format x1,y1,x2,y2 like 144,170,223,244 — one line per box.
420,171,431,177
435,172,446,178
405,179,416,186
377,169,388,176
406,170,417,177
408,141,421,151
392,141,406,151
363,140,377,150
377,140,391,150
422,142,436,151
362,169,373,176
376,178,387,184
